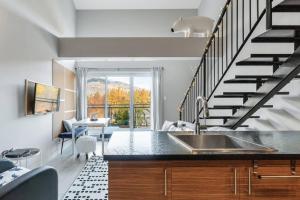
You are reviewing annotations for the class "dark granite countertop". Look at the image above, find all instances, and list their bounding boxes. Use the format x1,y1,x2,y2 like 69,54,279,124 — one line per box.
103,131,300,161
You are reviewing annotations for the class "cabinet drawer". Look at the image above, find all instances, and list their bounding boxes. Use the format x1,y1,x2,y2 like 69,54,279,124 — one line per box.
109,167,166,200
171,167,239,200
240,161,300,200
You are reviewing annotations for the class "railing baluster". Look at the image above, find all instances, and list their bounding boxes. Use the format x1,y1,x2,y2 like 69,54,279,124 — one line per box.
207,52,209,96
186,101,188,121
188,94,190,122
191,86,195,120
204,55,207,97
187,94,189,122
196,75,198,99
226,11,228,67
217,30,220,81
210,46,213,95
186,94,188,122
191,91,193,121
190,91,192,122
184,103,187,121
193,83,196,118
207,49,210,96
266,0,272,29
250,0,252,29
236,0,239,52
214,37,216,87
257,0,259,19
222,19,224,73
200,62,203,97
242,0,245,40
231,1,234,59
191,89,193,122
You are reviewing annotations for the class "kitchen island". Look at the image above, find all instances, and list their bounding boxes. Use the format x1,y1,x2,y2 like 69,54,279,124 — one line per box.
104,131,300,200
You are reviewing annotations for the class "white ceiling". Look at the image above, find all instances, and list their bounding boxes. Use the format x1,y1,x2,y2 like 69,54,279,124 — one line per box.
73,0,202,10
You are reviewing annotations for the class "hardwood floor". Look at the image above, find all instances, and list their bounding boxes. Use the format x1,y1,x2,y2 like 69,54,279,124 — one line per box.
46,139,108,199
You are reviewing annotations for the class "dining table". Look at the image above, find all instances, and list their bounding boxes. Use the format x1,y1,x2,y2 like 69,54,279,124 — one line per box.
72,118,110,156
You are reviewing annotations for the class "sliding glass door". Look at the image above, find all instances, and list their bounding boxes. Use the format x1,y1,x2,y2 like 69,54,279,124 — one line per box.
87,71,152,130
133,76,151,129
107,76,131,128
87,76,106,118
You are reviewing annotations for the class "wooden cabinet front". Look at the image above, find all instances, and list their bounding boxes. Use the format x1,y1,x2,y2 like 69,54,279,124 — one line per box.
108,160,300,200
170,166,239,200
108,161,167,200
240,161,300,200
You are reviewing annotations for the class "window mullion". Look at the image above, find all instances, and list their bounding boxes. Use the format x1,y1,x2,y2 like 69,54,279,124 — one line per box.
130,76,134,130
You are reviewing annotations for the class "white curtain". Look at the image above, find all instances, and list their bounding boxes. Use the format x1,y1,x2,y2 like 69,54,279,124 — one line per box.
151,67,164,131
75,66,88,120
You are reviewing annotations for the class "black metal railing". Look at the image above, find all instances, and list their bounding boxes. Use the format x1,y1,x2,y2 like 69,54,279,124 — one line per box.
88,104,151,128
179,0,267,122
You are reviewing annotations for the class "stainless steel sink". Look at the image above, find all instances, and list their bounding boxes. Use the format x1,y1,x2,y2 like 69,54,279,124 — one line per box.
168,133,277,153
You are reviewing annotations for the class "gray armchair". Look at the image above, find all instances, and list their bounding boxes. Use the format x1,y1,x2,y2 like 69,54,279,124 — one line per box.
0,159,58,200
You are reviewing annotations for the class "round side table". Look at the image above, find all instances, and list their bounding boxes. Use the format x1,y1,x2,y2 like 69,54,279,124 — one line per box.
3,148,42,168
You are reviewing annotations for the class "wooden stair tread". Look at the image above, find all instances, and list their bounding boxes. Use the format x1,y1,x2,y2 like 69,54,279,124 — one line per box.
272,25,300,30
210,105,273,109
251,53,291,58
235,75,279,79
224,79,267,84
273,0,300,12
235,75,300,80
206,125,249,128
261,105,274,108
200,116,236,119
252,29,298,43
236,57,286,66
215,94,260,98
223,92,264,95
201,116,259,119
211,105,244,109
215,92,289,98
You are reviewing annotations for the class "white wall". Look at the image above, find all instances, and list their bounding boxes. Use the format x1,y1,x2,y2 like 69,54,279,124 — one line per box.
0,0,76,37
76,9,197,37
198,0,226,21
0,3,62,167
77,60,199,121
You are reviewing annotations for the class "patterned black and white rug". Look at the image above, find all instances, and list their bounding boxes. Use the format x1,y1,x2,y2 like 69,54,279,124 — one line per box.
63,156,108,200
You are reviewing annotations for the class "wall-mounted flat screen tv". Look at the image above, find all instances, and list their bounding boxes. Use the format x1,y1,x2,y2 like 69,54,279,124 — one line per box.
25,80,60,115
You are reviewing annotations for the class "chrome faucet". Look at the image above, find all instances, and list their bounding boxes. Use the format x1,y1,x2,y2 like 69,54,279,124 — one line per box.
195,96,210,134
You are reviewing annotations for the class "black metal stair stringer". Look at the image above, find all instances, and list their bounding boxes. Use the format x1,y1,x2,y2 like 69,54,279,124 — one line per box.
227,46,300,129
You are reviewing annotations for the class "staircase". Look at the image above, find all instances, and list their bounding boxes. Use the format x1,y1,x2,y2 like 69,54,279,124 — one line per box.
179,0,300,130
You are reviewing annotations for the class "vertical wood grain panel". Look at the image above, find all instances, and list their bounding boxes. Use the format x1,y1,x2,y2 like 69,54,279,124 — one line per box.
171,167,239,200
53,103,65,138
52,61,76,139
64,68,75,91
65,90,76,111
64,111,76,120
109,161,167,200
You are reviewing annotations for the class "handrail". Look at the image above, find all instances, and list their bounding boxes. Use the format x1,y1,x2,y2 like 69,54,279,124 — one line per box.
179,0,231,106
179,0,267,122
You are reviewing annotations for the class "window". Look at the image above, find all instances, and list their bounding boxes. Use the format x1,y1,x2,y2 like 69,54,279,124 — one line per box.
87,70,152,130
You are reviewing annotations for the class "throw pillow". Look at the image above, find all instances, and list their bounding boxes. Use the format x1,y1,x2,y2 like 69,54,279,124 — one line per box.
161,121,175,131
177,120,195,130
0,167,29,187
63,118,77,132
